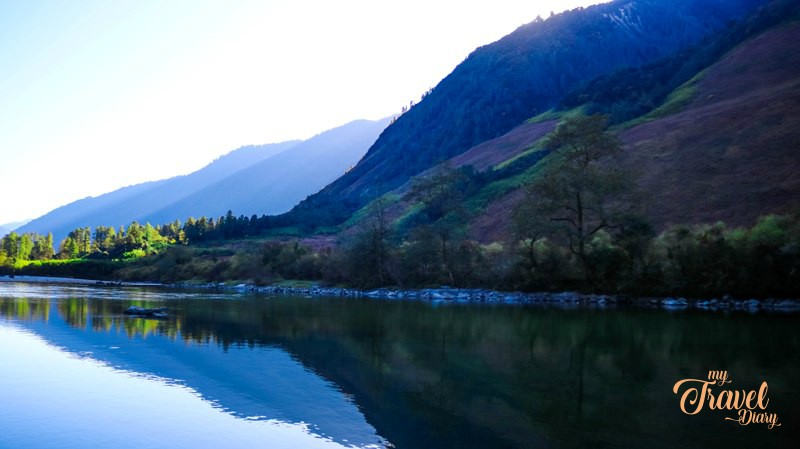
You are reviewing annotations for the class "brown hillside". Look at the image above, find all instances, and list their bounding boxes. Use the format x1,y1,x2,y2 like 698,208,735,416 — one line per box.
450,120,556,170
468,23,800,241
621,23,800,229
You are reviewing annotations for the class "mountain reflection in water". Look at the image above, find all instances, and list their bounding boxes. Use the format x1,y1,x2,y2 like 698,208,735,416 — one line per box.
0,282,798,449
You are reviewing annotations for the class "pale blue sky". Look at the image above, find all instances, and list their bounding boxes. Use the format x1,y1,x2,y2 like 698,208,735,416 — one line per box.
0,0,602,225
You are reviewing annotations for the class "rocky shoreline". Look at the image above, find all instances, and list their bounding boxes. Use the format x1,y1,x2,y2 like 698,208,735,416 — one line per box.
172,282,800,313
3,274,798,313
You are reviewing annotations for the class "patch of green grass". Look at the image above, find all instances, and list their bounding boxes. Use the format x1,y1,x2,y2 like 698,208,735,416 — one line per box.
392,202,424,229
465,160,549,214
343,193,402,228
261,226,304,237
312,226,340,235
272,279,316,288
493,140,547,171
12,258,89,269
618,69,707,129
525,105,586,124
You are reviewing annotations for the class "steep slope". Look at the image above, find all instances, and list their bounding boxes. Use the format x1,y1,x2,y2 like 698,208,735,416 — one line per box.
286,0,768,228
141,118,391,223
620,21,800,228
460,5,800,240
18,141,298,243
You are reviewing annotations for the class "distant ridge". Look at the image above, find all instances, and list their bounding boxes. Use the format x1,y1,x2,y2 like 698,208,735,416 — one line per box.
18,118,390,243
0,220,30,238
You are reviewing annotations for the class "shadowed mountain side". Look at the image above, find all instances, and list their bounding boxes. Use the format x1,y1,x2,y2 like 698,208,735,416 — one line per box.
285,0,767,227
465,20,800,241
620,22,800,229
141,118,392,224
18,141,299,243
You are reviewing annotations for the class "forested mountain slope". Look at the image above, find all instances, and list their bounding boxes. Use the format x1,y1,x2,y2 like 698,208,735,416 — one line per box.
285,0,768,229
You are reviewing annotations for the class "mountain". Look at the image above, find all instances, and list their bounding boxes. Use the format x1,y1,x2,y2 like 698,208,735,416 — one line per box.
0,220,30,237
618,18,800,228
18,118,389,243
18,141,297,243
453,0,800,240
139,118,392,225
284,0,769,229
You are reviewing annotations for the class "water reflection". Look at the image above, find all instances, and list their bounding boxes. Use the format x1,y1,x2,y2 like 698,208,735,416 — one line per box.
1,282,798,449
0,325,379,449
0,285,387,449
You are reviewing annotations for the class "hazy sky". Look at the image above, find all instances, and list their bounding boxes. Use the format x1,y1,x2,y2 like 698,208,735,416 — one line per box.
0,0,603,225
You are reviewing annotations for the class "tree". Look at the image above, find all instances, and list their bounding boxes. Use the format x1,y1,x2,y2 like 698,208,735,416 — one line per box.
18,234,33,261
346,194,394,287
29,233,55,260
93,226,116,253
514,114,633,285
2,232,22,262
58,237,79,259
408,163,470,284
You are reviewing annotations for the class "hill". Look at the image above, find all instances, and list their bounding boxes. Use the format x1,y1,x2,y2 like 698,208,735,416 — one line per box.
18,141,297,243
284,0,768,229
18,118,389,243
458,0,800,239
0,220,30,237
620,21,800,228
140,118,391,225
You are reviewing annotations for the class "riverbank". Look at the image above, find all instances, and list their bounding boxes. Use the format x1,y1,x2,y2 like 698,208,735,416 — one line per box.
3,274,798,313
0,274,161,288
175,282,800,313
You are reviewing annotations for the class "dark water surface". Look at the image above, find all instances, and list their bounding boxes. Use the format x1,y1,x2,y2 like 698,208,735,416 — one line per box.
0,282,797,449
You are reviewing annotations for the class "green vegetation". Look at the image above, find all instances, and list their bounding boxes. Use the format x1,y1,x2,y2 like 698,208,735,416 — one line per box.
513,115,632,286
97,115,800,298
618,71,704,129
524,106,587,125
5,111,799,299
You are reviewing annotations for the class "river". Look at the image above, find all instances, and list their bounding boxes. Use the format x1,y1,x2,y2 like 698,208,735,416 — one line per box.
0,281,796,448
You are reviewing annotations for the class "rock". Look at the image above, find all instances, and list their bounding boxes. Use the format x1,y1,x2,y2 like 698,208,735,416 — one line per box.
661,297,688,308
744,299,760,309
774,300,800,311
124,306,169,318
552,292,581,303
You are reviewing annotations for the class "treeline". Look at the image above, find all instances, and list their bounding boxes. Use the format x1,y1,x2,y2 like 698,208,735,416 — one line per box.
106,211,800,299
0,232,55,264
1,222,174,266
0,210,290,269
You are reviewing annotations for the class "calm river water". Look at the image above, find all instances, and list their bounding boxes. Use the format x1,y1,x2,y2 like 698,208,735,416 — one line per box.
0,281,797,448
